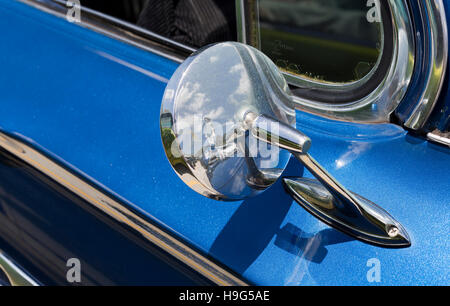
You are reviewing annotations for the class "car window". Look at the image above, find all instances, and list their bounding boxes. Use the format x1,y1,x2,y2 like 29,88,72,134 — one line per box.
77,0,383,85
75,0,391,105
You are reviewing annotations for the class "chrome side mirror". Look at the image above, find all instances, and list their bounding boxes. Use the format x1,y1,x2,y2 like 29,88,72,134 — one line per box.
160,42,410,248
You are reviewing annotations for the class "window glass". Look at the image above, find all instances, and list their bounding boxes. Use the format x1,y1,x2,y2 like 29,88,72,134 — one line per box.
80,0,237,48
253,0,384,84
81,0,147,23
69,0,384,85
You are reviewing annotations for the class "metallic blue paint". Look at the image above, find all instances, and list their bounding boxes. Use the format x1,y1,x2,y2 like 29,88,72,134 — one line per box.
0,1,449,285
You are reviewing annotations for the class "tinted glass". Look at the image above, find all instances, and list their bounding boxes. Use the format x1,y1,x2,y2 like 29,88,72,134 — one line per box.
253,0,384,84
80,0,237,48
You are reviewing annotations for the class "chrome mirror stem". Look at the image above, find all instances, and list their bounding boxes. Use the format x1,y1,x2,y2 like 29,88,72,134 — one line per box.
247,113,411,248
245,112,311,154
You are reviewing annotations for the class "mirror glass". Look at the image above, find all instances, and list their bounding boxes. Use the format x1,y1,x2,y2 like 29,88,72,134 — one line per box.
160,42,296,200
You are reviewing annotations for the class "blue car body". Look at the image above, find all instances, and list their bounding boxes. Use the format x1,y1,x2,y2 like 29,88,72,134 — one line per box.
0,0,448,285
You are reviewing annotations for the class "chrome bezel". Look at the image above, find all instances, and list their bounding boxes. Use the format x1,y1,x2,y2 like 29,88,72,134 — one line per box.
237,0,416,123
404,0,448,130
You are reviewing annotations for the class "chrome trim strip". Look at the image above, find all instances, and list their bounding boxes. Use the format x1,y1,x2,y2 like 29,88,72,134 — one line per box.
0,251,40,286
404,0,449,130
20,0,195,63
236,0,247,44
236,0,415,123
427,130,450,147
0,132,248,286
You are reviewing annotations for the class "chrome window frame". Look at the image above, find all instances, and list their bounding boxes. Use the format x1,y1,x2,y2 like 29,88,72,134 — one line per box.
29,0,448,127
23,0,195,63
237,0,416,123
403,0,448,130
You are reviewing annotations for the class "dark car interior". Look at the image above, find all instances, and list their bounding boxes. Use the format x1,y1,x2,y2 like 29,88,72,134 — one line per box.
81,0,237,48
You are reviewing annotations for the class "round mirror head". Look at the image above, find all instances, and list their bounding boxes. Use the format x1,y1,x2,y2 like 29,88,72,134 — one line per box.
160,42,296,201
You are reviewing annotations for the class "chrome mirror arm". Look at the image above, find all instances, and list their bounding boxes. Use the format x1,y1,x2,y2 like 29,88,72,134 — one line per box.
247,113,411,248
